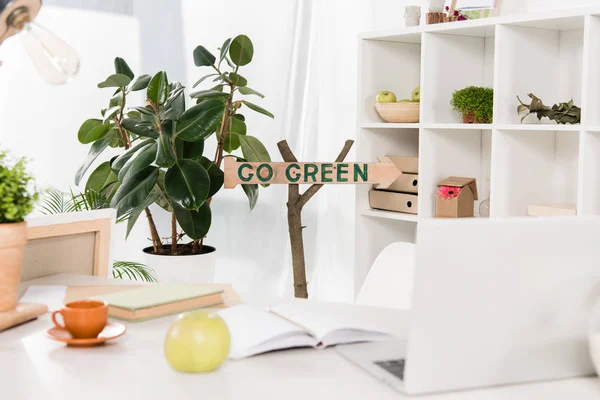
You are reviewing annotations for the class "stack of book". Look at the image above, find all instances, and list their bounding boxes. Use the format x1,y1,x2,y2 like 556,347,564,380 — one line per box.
369,155,419,215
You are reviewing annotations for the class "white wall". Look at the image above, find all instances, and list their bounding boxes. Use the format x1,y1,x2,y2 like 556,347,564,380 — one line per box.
0,8,140,191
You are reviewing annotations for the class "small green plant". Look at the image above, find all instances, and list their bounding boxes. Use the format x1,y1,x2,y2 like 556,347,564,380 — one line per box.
0,151,37,224
450,86,494,123
517,93,581,125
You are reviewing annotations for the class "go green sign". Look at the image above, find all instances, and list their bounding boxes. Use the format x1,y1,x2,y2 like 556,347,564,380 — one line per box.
223,158,401,189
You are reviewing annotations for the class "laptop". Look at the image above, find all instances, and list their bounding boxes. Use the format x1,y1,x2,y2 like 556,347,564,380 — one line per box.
337,217,600,394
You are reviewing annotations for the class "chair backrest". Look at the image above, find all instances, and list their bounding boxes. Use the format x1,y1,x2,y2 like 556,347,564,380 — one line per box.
21,209,115,281
355,241,415,310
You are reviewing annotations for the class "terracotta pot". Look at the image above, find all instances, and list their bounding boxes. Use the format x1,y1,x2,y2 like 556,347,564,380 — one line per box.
462,112,476,124
0,222,27,312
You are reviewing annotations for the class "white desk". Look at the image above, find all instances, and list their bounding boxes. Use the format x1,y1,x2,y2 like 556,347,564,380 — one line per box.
2,274,600,400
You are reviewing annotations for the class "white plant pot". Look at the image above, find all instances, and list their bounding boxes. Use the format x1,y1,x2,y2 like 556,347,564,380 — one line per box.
143,245,217,283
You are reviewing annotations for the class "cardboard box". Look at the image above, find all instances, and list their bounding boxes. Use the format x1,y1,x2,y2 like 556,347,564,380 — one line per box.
369,190,418,215
435,177,478,218
528,203,576,217
373,173,418,194
379,155,418,174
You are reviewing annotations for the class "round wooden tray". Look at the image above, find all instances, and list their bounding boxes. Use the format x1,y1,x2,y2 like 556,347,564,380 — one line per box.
374,102,420,123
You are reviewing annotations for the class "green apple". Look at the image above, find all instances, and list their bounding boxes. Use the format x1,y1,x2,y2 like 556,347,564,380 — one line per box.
398,99,412,102
376,90,397,103
411,87,420,102
164,311,230,373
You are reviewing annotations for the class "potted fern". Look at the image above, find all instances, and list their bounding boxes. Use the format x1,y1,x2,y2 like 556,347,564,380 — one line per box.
0,151,37,311
74,35,273,283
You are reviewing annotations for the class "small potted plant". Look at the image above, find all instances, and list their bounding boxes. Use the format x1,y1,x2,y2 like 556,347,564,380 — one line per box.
74,35,273,283
450,86,493,124
0,151,37,311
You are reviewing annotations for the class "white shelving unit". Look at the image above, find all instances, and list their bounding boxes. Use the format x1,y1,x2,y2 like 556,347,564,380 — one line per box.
355,7,600,295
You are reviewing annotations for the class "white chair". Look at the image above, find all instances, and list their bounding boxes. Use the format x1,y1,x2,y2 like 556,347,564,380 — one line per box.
355,242,415,310
22,209,115,281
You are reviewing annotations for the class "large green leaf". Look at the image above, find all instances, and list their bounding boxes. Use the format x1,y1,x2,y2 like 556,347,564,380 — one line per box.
161,84,186,121
192,73,218,88
229,34,254,66
114,57,134,80
109,93,123,107
193,46,216,67
223,115,246,153
180,138,205,161
176,99,225,142
242,100,274,118
75,134,113,186
130,74,152,91
111,139,155,174
189,89,230,100
242,184,259,211
173,202,212,240
78,119,110,144
164,159,210,210
98,74,132,89
147,71,168,105
103,106,121,123
121,118,159,139
110,166,159,217
199,156,224,198
86,162,117,194
156,170,173,212
229,72,247,87
156,133,176,168
124,185,161,238
118,142,157,182
238,86,264,98
239,135,271,162
219,38,232,66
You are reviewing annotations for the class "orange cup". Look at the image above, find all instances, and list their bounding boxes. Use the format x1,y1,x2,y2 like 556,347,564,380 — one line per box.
52,300,108,339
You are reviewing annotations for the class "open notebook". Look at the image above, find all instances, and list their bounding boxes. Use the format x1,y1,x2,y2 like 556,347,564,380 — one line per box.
218,304,391,359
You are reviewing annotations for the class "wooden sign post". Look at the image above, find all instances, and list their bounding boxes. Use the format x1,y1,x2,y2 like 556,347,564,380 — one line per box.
223,139,402,298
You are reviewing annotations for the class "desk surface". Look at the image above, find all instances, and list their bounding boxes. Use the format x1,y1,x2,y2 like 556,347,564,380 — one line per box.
2,274,600,400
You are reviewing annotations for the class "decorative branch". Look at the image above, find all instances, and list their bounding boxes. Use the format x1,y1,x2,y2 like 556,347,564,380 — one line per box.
277,139,355,298
298,140,354,207
517,93,581,125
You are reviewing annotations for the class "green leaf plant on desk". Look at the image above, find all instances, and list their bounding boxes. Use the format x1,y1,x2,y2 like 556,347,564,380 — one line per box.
74,35,274,282
0,151,38,312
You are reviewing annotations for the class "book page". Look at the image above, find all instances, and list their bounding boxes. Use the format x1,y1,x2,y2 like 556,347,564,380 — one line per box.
218,305,318,359
270,303,391,347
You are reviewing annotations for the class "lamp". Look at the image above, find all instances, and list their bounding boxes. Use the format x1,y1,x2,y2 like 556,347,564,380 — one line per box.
0,0,79,84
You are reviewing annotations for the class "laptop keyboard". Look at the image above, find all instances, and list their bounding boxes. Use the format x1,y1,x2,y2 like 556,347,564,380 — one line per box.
374,359,406,380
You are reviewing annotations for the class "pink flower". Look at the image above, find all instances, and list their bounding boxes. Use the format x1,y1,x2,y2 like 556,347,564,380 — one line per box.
438,186,461,200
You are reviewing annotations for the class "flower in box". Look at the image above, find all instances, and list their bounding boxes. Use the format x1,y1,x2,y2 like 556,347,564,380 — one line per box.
435,177,478,218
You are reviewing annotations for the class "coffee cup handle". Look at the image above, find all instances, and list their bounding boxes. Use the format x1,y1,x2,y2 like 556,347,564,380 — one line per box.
51,310,65,329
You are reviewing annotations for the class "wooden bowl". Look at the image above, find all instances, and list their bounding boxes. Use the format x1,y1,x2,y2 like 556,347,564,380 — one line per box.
374,102,420,123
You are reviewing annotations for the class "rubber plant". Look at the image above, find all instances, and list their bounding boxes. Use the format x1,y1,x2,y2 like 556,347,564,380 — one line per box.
74,35,273,255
